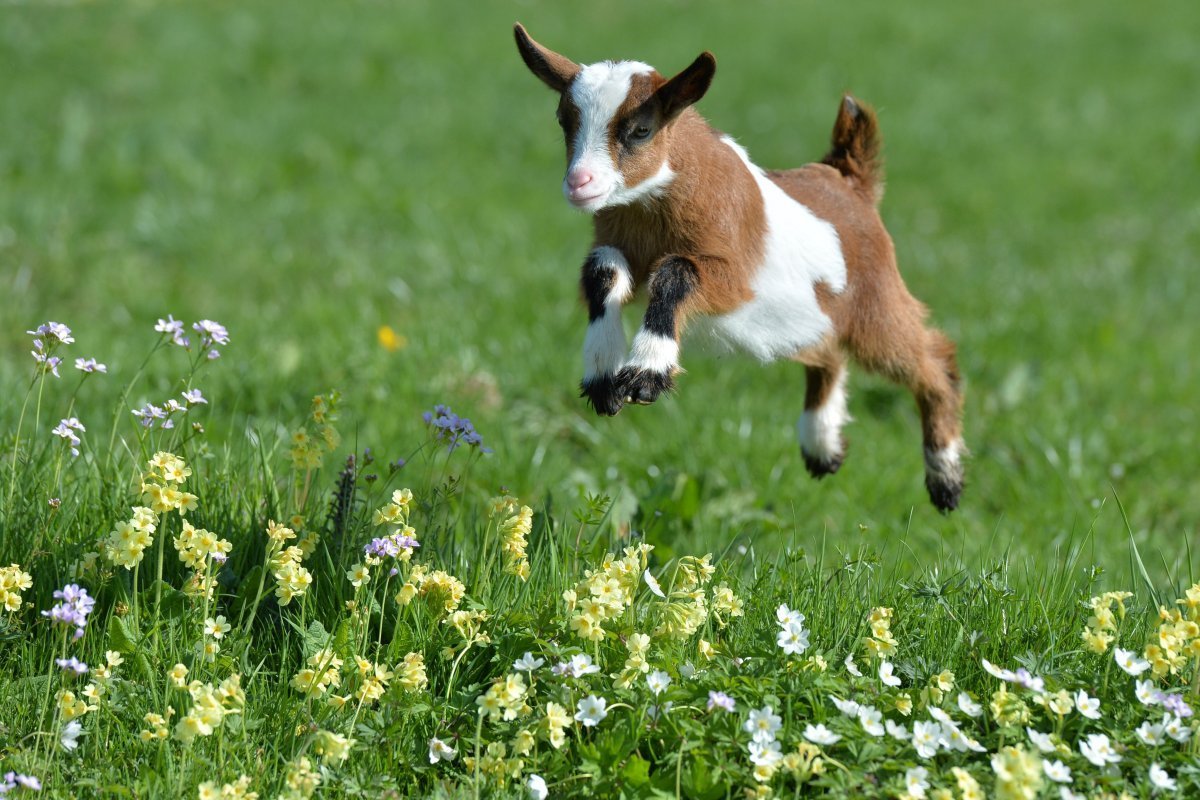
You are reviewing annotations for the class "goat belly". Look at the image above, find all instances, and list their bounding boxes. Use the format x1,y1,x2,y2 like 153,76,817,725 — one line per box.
698,138,847,363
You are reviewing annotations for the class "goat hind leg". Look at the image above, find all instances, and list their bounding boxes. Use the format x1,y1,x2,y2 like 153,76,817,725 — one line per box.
798,353,851,478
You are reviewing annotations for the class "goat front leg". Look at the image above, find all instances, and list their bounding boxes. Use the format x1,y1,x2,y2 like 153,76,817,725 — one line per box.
617,255,699,406
579,246,634,416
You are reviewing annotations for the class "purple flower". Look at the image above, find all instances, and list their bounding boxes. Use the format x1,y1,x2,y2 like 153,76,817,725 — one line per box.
707,691,736,713
27,321,74,345
31,352,62,377
2,771,43,792
73,357,107,374
51,418,85,457
55,657,89,676
132,404,166,428
182,389,207,405
193,320,230,347
1158,692,1193,718
364,533,420,560
42,584,96,640
155,315,190,347
422,405,490,454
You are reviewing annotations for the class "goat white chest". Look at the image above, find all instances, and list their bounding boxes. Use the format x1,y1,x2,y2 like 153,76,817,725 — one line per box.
697,138,847,363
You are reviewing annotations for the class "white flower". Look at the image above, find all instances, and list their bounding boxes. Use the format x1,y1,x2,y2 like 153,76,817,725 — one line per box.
1042,760,1072,783
1136,719,1166,746
646,670,671,696
567,654,600,677
513,652,545,672
1059,788,1086,800
527,773,549,800
829,695,861,718
776,604,805,628
912,721,941,759
777,622,810,656
575,695,608,727
1026,727,1056,753
802,723,841,745
643,569,665,598
744,705,782,743
646,701,673,720
1074,690,1102,720
1149,763,1177,793
982,658,1015,681
957,692,983,718
940,722,971,752
928,707,953,726
857,705,885,737
679,662,696,680
1114,647,1151,676
844,654,863,677
1163,714,1192,743
879,661,901,687
748,738,783,767
1135,679,1159,706
1079,733,1121,767
904,766,930,799
885,719,911,741
60,720,84,751
428,737,457,764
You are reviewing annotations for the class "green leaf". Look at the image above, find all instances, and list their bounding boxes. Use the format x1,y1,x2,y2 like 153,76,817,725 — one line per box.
303,619,330,658
621,755,650,788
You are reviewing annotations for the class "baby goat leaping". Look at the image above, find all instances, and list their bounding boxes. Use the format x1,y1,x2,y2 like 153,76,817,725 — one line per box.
514,24,966,511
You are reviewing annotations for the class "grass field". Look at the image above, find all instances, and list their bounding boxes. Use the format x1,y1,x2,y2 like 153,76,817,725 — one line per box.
2,1,1199,796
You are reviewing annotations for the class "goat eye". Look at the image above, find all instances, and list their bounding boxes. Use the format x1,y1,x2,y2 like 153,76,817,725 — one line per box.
631,125,652,141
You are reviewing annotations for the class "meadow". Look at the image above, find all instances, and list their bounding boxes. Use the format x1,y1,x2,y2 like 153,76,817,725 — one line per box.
1,0,1199,797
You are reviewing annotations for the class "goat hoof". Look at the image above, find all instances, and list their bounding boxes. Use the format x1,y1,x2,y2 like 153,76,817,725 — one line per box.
802,450,844,479
926,477,962,514
580,375,624,417
616,367,674,406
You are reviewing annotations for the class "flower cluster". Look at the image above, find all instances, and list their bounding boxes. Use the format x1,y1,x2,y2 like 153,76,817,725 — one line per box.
864,605,898,659
563,544,654,643
279,757,320,800
776,603,810,656
0,564,33,613
28,321,74,377
265,520,314,606
154,315,230,360
1143,582,1200,677
197,775,257,800
490,495,532,581
132,389,208,430
422,404,489,453
1081,590,1132,653
365,489,419,561
292,650,426,707
289,392,340,470
51,417,86,457
396,566,466,617
173,673,245,744
42,583,95,640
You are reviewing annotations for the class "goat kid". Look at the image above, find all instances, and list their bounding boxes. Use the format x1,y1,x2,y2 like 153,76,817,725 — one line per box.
514,24,966,512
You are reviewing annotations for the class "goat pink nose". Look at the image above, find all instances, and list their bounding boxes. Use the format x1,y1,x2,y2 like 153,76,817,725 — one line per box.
567,170,594,191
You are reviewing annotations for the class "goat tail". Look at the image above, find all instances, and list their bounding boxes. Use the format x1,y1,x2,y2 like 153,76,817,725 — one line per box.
822,95,884,203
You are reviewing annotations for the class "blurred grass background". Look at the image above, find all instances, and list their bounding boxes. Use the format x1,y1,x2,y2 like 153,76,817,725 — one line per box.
2,0,1197,578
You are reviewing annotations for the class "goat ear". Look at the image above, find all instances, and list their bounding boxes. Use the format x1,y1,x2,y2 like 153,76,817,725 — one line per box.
655,52,716,120
514,23,580,93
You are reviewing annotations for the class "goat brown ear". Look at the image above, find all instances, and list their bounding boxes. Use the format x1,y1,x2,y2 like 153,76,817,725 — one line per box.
655,52,716,120
514,23,580,93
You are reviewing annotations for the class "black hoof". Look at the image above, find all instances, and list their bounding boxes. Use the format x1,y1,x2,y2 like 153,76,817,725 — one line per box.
803,450,844,479
927,478,962,513
615,367,674,406
580,375,624,417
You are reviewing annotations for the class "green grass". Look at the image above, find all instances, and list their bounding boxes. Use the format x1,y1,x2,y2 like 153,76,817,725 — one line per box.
2,0,1199,796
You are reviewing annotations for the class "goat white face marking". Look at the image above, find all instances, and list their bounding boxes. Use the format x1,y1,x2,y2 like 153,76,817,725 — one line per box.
700,137,847,362
626,331,679,374
565,61,662,213
582,247,633,381
798,368,850,460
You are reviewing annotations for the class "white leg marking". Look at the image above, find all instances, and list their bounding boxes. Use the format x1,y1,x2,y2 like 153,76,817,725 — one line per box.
924,437,966,484
625,332,679,374
798,369,849,460
582,247,633,382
